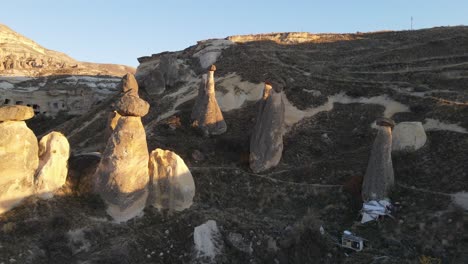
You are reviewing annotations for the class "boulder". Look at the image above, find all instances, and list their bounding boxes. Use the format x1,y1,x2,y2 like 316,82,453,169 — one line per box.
362,118,394,201
147,148,195,211
115,95,149,117
392,122,427,152
194,220,224,260
120,73,139,96
34,132,70,199
94,116,149,222
0,105,34,121
249,82,285,173
0,121,38,214
191,66,227,136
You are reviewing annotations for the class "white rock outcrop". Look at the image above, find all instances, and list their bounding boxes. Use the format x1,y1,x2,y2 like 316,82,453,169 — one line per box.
250,82,285,173
34,131,70,199
0,120,38,214
194,220,224,261
147,148,195,212
392,122,427,152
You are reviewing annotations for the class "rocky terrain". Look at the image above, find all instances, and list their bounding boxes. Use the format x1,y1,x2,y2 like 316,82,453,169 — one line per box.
0,24,135,117
0,26,467,263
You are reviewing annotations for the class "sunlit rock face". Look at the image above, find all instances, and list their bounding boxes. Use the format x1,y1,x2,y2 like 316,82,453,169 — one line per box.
34,132,70,199
147,148,195,211
191,65,227,136
250,82,285,173
0,105,34,121
95,115,149,222
362,118,395,201
392,122,427,152
0,120,38,214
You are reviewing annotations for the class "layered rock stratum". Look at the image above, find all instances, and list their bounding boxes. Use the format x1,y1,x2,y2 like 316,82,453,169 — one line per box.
0,24,135,117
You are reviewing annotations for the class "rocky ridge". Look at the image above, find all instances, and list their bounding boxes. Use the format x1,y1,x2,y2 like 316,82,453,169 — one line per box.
0,24,135,117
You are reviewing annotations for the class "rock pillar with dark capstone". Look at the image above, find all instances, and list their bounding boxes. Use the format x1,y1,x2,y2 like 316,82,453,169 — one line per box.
362,118,395,201
249,81,285,173
191,65,227,136
104,73,140,141
0,105,38,214
94,94,150,222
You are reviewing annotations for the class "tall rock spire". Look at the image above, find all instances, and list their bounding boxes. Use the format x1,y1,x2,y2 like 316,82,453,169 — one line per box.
362,117,395,201
249,81,285,173
191,65,227,136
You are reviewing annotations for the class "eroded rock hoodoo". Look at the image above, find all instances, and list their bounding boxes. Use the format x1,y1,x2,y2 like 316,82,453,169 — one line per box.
362,118,395,201
249,81,285,173
191,65,227,136
0,105,38,214
148,148,195,212
94,92,150,222
105,73,140,138
34,132,70,199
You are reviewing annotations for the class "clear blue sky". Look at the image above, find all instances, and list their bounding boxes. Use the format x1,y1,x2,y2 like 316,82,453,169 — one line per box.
2,0,467,67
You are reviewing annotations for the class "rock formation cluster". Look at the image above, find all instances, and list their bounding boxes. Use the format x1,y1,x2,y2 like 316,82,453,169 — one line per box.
0,105,70,213
249,81,285,173
362,118,395,201
95,73,196,222
191,65,227,136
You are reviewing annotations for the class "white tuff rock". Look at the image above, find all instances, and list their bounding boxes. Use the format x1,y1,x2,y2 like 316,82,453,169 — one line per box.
0,121,38,214
392,122,427,151
194,220,224,261
148,148,195,211
35,132,70,199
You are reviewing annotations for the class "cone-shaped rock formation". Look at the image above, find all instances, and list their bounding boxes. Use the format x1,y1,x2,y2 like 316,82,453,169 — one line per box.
148,149,195,212
249,82,285,173
191,65,227,136
362,118,395,201
95,92,150,222
35,132,70,199
0,106,38,214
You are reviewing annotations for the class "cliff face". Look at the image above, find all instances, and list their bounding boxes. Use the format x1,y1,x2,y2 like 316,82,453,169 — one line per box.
0,24,135,117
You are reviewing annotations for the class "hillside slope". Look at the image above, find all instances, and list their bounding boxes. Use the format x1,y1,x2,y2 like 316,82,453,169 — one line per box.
0,24,134,118
1,27,467,263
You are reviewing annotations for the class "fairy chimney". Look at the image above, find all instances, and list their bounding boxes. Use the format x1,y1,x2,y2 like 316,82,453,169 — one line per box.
94,93,150,222
249,81,285,173
362,117,395,201
191,65,227,136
